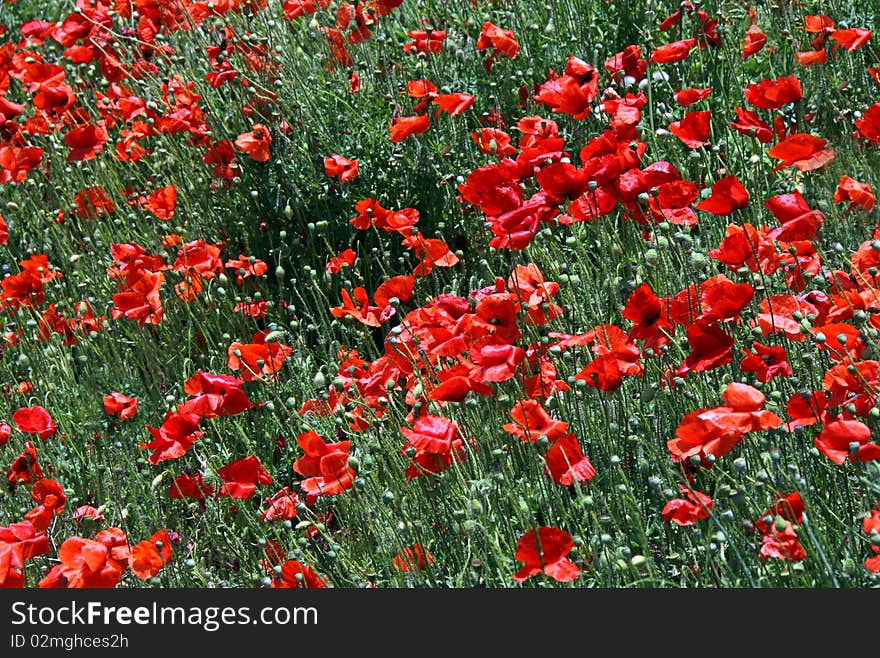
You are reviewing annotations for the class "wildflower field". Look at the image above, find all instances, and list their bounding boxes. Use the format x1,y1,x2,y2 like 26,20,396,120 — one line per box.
2,0,880,589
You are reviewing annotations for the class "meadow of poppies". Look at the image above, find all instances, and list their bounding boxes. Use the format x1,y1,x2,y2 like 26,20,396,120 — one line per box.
1,0,880,588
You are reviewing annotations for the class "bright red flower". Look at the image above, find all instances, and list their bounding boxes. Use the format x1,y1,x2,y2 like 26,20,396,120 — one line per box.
830,28,872,52
730,107,774,143
695,175,749,215
651,38,696,63
12,406,56,440
293,431,355,497
7,442,43,485
323,154,359,182
739,342,792,382
168,473,214,501
544,433,596,486
128,529,172,580
217,455,273,499
668,383,782,463
513,527,580,583
815,417,880,465
0,521,50,588
668,110,712,148
768,133,835,172
39,528,130,588
404,29,446,55
392,543,435,571
141,185,177,220
476,22,519,70
180,371,252,418
25,479,67,532
64,122,107,161
270,560,326,588
662,486,713,526
834,176,875,212
227,331,292,382
235,123,272,162
743,75,803,109
759,522,807,562
141,411,202,465
755,492,804,534
390,114,429,142
674,87,711,107
742,24,767,58
103,392,138,420
326,248,356,274
260,487,300,523
503,400,569,443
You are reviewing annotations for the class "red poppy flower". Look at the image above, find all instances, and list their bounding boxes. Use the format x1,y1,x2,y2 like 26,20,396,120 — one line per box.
739,342,792,382
695,175,749,215
168,473,214,501
433,93,475,117
855,103,880,144
25,479,67,532
260,487,300,523
7,442,44,485
730,107,774,143
668,383,782,463
227,331,292,382
326,248,356,274
0,423,10,447
815,417,880,465
544,433,596,486
374,275,415,308
759,522,807,562
64,122,108,161
141,411,203,465
392,543,435,572
651,38,696,63
513,527,580,583
743,75,803,109
270,560,326,588
795,50,827,66
834,176,875,212
293,431,355,497
235,123,272,162
390,114,429,142
74,186,115,219
662,486,713,526
768,133,835,172
503,399,569,443
764,191,825,241
476,22,519,70
39,528,130,588
668,110,711,148
755,492,804,534
0,521,50,588
675,321,734,378
111,269,165,327
862,503,880,572
217,455,273,499
103,392,138,420
323,154,359,182
830,28,872,52
742,24,767,58
784,391,826,432
471,127,517,157
180,371,252,418
129,529,172,580
141,185,177,220
12,405,56,440
674,87,711,107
